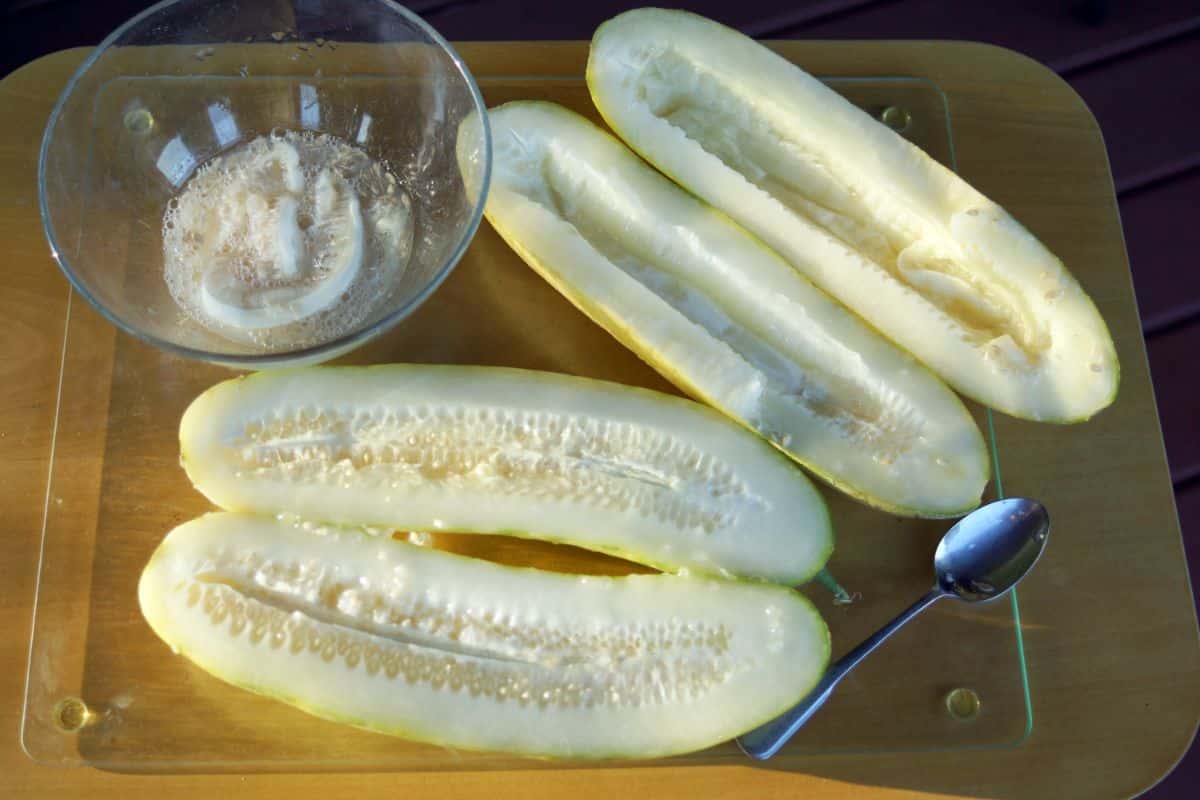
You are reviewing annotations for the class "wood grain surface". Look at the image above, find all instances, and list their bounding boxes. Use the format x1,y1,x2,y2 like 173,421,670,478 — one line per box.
1,41,1197,800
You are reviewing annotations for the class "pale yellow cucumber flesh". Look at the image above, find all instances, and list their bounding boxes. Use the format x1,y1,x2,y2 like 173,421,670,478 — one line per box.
587,8,1118,423
468,101,988,517
180,365,832,584
139,513,831,759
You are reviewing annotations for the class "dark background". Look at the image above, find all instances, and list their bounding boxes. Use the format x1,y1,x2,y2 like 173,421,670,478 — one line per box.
3,0,1197,796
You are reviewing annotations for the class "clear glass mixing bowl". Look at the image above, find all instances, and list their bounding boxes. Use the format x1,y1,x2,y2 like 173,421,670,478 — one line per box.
39,0,492,367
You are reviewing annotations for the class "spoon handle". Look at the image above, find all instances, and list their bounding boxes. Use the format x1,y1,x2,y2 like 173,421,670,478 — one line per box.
736,588,945,760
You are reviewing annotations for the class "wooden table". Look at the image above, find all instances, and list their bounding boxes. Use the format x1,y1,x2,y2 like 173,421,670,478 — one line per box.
3,42,1197,800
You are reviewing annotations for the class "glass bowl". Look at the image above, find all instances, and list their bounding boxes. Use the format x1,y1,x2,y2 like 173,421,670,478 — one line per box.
38,0,492,367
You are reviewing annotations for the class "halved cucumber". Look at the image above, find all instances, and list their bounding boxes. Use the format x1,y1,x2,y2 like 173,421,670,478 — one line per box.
180,365,832,584
467,101,988,517
139,512,831,759
587,8,1118,423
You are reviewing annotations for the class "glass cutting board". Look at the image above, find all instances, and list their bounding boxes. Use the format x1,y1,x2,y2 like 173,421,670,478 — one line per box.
22,69,1032,772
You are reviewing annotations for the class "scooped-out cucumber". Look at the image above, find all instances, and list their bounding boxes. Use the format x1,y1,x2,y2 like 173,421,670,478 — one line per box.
587,8,1118,423
139,512,831,759
464,101,988,517
180,365,832,585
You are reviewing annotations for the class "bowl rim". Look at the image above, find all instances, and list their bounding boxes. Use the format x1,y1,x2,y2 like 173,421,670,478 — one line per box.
38,0,494,367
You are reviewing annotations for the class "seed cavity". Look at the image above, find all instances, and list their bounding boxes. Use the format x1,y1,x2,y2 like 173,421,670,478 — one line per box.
231,406,763,533
628,49,1050,363
188,563,739,709
500,124,927,454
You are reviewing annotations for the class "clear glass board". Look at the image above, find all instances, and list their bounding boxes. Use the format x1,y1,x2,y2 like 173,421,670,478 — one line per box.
22,72,1031,772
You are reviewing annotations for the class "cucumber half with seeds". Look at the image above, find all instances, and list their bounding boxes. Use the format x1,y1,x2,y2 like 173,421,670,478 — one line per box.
139,513,831,759
181,365,832,585
587,8,1118,423
467,101,988,517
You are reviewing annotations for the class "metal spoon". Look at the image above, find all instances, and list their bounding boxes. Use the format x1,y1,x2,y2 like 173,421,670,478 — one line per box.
737,497,1050,760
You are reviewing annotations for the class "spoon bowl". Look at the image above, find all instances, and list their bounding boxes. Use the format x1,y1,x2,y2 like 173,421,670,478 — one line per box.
935,497,1051,602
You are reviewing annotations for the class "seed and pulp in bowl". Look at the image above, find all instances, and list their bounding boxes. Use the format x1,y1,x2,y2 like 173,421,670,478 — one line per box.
163,130,415,350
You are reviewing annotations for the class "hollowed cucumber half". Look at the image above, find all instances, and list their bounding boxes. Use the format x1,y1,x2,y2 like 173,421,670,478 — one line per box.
139,512,831,759
467,101,988,517
587,8,1118,423
181,365,832,585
